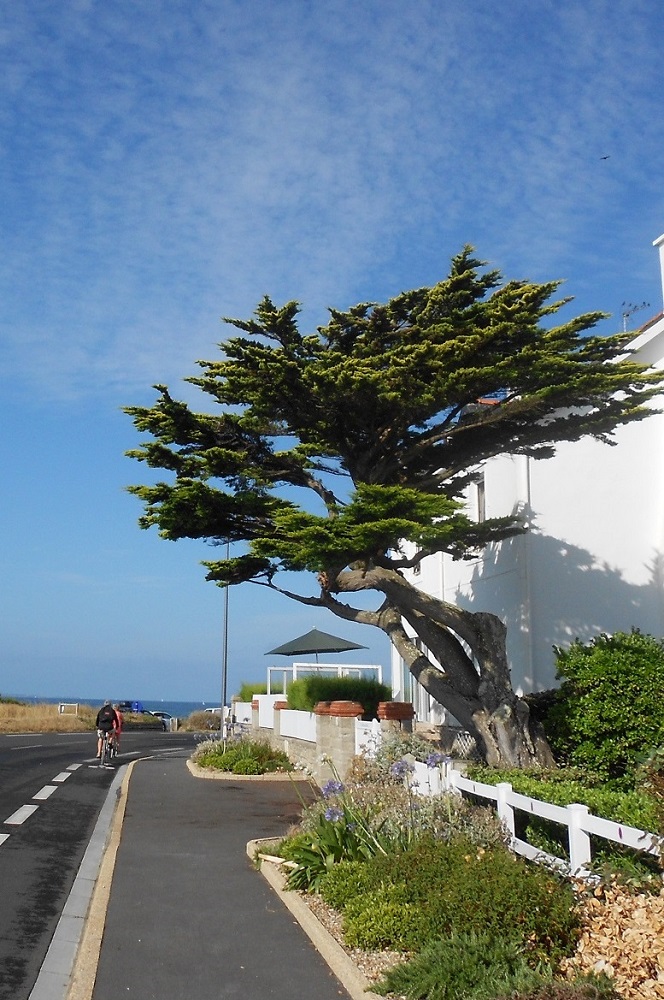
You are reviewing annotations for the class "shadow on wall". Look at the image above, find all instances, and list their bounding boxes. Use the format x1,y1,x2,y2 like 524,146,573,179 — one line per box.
456,526,664,691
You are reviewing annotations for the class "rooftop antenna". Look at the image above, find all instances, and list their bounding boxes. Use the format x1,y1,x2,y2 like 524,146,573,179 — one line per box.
621,301,650,333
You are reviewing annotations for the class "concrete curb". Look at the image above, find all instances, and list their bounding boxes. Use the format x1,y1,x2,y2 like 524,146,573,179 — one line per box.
247,838,383,1000
186,758,311,780
64,760,135,1000
27,762,133,1000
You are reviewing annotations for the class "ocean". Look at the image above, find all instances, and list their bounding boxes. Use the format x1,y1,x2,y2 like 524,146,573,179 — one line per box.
10,695,221,720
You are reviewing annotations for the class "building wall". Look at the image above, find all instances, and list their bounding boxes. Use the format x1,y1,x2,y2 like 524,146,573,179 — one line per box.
392,308,664,719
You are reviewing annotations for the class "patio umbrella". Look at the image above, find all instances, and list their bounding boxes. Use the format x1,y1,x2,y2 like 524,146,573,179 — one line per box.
266,627,367,662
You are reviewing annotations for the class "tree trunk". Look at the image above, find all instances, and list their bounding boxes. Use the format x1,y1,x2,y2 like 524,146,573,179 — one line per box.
325,566,556,769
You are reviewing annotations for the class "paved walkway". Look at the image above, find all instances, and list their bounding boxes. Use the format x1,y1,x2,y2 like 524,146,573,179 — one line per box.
30,748,367,1000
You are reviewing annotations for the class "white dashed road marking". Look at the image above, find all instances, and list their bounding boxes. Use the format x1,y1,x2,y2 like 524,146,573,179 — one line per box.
0,833,9,847
4,804,39,825
53,772,71,783
33,785,58,801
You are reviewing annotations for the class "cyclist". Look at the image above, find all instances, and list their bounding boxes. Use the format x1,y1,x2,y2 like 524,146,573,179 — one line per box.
96,700,120,762
112,703,124,755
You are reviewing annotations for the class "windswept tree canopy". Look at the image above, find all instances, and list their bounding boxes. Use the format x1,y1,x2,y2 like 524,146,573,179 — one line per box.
125,248,663,766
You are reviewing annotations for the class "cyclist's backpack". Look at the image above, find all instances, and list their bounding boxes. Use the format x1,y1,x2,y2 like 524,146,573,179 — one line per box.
98,705,115,726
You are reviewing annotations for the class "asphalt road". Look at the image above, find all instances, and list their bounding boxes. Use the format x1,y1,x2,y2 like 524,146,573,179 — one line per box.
0,730,197,1000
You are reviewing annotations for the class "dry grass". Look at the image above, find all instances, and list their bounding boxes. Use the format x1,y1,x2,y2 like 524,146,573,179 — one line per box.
178,710,221,732
0,701,97,733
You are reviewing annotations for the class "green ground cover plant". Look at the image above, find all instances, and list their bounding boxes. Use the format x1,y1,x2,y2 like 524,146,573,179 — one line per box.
192,736,292,774
332,836,579,966
374,933,618,1000
373,931,551,1000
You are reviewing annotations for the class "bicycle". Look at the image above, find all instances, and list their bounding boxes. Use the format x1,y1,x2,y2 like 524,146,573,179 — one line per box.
99,729,114,767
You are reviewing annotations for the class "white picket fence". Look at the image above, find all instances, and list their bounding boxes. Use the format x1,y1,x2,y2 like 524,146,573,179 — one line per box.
412,759,661,877
239,702,660,877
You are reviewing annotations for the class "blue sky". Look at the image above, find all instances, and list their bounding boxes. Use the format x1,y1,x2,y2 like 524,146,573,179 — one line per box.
1,0,663,702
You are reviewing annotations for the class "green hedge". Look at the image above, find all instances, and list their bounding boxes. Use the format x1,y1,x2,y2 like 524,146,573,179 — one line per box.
467,765,661,883
546,630,664,782
286,675,391,719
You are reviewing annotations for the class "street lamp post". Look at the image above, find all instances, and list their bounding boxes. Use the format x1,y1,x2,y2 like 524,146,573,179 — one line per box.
220,539,230,743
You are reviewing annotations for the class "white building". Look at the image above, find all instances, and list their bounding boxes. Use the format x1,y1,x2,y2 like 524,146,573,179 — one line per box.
392,235,664,724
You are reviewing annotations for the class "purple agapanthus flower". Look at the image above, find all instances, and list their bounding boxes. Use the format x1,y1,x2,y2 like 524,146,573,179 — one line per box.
426,752,447,768
321,779,345,799
324,806,344,822
390,759,415,779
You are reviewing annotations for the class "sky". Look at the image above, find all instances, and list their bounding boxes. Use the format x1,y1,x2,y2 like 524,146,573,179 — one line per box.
1,0,664,703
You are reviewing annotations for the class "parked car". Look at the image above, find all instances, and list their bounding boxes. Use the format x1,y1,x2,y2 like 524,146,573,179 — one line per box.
148,710,172,731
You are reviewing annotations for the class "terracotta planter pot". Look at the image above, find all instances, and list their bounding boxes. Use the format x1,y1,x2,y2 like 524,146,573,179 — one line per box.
377,701,415,721
251,700,259,710
328,700,364,718
313,701,332,715
272,700,289,710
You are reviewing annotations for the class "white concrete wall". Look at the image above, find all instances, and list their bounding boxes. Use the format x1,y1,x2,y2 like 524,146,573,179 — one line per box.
393,310,664,717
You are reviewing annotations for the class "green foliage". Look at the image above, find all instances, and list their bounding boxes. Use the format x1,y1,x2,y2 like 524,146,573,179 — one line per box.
547,630,664,781
343,885,423,951
467,765,658,830
373,931,549,1000
466,764,662,886
124,252,664,769
639,745,664,837
323,836,578,966
318,860,376,911
375,938,619,1000
350,729,448,775
236,681,282,701
281,769,408,891
503,979,621,1000
282,754,511,893
285,675,391,718
192,737,292,774
281,810,379,892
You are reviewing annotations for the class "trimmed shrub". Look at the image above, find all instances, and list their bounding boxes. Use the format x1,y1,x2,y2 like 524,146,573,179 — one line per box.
285,675,391,719
236,681,282,701
467,766,658,831
547,630,664,782
192,737,292,774
343,885,423,951
318,860,376,911
180,710,220,731
337,836,580,966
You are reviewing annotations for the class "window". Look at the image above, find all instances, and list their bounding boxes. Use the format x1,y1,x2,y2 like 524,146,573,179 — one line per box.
475,474,486,523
